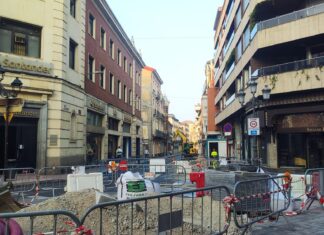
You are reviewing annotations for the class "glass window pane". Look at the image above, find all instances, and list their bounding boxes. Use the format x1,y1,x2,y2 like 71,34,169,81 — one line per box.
28,35,40,58
0,29,11,53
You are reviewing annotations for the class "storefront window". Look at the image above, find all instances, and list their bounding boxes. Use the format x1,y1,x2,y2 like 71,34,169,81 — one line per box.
123,122,131,133
108,117,119,131
86,133,102,164
87,111,103,126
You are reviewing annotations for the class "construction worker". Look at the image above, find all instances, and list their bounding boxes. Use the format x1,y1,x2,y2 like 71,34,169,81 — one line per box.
116,146,123,158
211,148,218,169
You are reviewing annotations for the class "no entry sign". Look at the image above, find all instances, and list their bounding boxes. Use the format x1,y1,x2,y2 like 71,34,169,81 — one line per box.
248,118,260,136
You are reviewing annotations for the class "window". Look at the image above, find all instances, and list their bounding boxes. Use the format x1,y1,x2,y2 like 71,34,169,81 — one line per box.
129,63,133,77
69,39,77,69
234,5,242,29
117,49,122,66
236,40,242,60
109,72,114,94
135,95,139,110
99,65,105,88
108,117,119,131
0,18,41,58
123,56,127,72
87,111,102,126
70,111,77,141
135,72,138,84
242,26,250,51
129,90,132,105
123,122,131,133
70,0,76,18
109,39,114,59
88,55,94,81
100,27,106,49
88,14,95,37
124,85,127,103
117,80,121,99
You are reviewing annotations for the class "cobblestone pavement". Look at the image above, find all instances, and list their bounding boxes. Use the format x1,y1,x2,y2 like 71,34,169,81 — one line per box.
252,205,324,235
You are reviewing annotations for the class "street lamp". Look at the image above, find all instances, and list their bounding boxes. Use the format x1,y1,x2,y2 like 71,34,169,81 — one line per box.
0,67,23,168
238,75,271,166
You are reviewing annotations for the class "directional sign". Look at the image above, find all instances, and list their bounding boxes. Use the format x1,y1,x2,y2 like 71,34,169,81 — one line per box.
248,118,260,136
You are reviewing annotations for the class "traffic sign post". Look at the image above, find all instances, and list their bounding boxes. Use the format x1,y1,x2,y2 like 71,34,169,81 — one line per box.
248,118,260,136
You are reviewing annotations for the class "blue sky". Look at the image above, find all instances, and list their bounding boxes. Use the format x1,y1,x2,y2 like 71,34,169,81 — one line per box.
108,0,223,121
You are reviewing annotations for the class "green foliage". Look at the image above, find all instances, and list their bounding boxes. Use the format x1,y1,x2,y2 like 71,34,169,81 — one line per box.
270,75,278,89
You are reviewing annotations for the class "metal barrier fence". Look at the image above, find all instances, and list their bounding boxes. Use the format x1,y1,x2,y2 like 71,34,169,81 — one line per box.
36,162,187,197
232,175,291,230
0,168,36,203
0,186,231,235
303,168,324,210
0,210,81,235
80,186,231,235
37,166,74,197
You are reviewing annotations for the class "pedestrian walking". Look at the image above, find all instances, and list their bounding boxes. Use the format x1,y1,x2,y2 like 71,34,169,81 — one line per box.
144,149,149,158
116,146,123,158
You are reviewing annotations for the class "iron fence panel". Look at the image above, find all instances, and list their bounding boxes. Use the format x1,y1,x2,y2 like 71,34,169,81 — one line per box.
233,175,291,229
0,210,81,235
0,168,36,203
80,186,231,235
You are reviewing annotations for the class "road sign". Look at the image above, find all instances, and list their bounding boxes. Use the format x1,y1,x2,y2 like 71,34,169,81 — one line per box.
223,123,232,136
248,118,260,136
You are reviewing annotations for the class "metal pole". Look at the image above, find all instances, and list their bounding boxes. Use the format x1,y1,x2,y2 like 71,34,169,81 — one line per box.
252,94,256,165
4,99,9,168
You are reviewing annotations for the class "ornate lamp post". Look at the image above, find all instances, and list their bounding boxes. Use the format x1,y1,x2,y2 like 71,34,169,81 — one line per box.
0,67,23,168
237,75,271,165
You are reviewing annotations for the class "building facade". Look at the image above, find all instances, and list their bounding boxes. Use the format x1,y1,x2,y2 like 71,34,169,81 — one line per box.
85,0,145,161
214,0,324,168
141,66,169,156
0,0,86,168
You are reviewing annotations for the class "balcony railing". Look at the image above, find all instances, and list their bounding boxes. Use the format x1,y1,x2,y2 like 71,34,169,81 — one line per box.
258,3,324,31
258,56,324,77
154,130,166,139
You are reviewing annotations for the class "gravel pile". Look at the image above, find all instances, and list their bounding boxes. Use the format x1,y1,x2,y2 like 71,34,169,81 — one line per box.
16,189,239,234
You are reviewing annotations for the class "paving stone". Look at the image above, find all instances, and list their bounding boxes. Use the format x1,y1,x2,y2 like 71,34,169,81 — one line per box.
252,205,324,235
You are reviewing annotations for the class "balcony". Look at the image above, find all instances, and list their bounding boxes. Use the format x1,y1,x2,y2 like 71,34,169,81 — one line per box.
154,130,166,139
257,56,324,95
259,56,324,77
258,3,324,31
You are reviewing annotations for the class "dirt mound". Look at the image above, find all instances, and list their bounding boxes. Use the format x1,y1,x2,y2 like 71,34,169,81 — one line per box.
15,190,239,234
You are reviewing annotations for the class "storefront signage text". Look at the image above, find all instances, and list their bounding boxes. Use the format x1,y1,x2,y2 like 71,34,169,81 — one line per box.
306,127,324,132
89,100,105,112
0,56,53,75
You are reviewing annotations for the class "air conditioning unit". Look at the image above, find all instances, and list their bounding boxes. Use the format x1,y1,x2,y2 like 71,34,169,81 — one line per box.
15,34,26,44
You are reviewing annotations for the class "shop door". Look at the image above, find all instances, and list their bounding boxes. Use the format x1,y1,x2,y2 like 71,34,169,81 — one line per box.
0,118,38,168
108,135,118,159
307,134,324,168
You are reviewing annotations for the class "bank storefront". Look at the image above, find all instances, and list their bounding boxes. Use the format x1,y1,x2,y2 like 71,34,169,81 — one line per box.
276,112,324,168
86,96,106,164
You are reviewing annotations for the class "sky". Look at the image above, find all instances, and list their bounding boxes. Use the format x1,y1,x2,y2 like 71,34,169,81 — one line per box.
108,0,223,122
